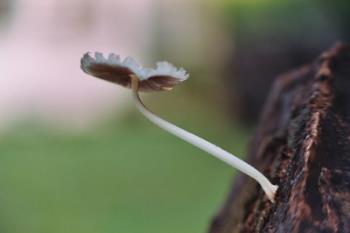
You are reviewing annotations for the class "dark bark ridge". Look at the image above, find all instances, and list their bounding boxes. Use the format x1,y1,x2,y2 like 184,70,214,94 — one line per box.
209,43,350,233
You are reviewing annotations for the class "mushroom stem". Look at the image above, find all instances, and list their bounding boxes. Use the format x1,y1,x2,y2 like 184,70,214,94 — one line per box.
130,76,278,202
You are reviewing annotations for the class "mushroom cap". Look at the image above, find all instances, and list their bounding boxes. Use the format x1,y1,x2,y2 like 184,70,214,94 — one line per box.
81,52,189,92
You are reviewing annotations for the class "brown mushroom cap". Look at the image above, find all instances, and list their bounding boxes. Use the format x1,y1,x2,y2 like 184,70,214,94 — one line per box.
81,52,188,92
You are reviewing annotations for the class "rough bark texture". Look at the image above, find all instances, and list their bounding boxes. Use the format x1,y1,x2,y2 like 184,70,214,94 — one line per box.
209,43,350,233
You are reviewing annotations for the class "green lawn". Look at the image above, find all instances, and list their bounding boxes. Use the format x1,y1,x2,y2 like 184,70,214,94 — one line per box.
0,111,249,233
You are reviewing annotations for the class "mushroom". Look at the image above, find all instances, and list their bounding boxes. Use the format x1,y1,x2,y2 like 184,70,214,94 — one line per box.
80,52,278,202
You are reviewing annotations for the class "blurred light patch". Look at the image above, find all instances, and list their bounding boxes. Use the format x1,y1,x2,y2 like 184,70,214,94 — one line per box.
0,0,155,130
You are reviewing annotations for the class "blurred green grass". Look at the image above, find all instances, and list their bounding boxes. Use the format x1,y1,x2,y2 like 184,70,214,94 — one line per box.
0,99,249,233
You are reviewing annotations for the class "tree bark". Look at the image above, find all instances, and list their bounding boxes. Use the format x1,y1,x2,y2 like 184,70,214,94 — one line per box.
209,43,350,233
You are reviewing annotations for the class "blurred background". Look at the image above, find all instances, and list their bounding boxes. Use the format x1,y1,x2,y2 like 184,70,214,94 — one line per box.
0,0,349,232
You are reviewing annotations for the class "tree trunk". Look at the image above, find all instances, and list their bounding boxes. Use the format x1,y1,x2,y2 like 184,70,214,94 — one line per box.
209,43,350,233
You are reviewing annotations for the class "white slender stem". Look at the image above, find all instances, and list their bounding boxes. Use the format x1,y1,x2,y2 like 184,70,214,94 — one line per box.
130,77,278,202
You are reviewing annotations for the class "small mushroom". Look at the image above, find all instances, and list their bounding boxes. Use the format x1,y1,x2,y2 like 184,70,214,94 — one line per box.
81,52,278,202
